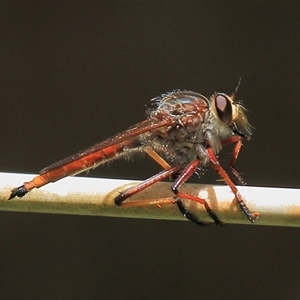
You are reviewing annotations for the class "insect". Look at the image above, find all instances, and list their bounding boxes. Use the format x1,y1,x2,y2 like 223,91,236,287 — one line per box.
9,86,259,225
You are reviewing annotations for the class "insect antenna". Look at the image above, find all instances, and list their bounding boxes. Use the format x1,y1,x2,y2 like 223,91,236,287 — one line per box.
231,77,242,100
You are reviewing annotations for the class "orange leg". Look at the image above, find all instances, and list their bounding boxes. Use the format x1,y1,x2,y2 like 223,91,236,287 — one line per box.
116,154,224,225
207,147,258,222
143,147,171,170
171,159,224,225
145,148,224,224
115,166,179,206
221,136,246,185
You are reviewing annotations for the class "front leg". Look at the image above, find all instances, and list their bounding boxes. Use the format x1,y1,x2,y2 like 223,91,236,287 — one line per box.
222,136,246,185
207,147,259,223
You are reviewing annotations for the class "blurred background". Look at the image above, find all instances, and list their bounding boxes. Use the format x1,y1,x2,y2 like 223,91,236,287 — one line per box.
0,2,299,299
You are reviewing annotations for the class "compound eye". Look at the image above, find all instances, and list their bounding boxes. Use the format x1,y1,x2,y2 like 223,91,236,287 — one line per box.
215,94,233,124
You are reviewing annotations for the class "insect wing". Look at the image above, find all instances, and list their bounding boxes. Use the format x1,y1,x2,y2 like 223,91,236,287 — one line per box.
40,118,172,174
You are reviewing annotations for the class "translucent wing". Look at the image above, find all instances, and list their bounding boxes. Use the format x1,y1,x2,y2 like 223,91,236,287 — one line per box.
40,118,172,174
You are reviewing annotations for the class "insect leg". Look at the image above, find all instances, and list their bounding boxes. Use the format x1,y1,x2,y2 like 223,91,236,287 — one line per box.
206,147,259,223
114,166,179,206
171,159,224,226
142,149,217,225
221,136,246,185
143,148,171,170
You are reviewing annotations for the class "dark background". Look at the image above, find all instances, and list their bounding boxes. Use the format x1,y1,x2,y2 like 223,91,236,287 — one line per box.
0,2,299,300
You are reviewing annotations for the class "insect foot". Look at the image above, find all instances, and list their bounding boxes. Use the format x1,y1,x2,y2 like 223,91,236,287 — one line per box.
176,199,225,227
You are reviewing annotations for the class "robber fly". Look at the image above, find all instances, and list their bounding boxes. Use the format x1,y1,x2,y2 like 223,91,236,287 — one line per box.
9,85,259,225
